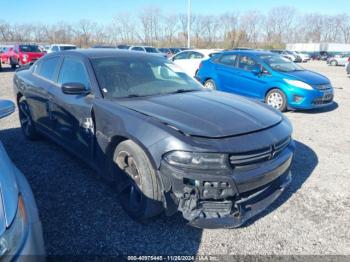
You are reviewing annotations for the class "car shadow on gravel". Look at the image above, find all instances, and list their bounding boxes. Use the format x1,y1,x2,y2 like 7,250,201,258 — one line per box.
243,140,318,227
0,127,203,256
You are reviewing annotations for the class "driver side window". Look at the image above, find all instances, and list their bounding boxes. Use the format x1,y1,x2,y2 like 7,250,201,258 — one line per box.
237,56,260,72
58,57,90,88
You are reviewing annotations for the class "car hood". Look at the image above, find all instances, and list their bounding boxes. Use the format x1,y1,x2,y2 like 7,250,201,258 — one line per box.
118,91,283,138
282,70,330,85
0,142,19,236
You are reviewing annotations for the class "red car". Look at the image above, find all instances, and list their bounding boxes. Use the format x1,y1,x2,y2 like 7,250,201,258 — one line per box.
0,44,45,69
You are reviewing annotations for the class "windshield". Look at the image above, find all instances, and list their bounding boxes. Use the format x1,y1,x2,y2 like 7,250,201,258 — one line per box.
91,56,203,99
19,45,41,53
145,47,159,53
259,54,304,72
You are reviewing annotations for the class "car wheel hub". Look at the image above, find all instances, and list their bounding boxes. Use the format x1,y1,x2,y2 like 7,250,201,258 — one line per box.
267,92,283,109
204,81,214,90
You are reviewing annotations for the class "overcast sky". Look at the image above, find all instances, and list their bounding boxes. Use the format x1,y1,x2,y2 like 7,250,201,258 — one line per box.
2,0,349,24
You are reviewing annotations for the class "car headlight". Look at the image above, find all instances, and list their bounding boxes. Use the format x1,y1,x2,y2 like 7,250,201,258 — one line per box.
22,55,28,61
284,79,313,90
164,151,229,170
0,196,28,258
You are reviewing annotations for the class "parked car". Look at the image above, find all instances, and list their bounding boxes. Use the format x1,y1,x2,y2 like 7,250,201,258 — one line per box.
13,49,295,228
92,45,116,49
158,48,173,58
128,45,166,57
169,47,182,54
294,51,310,62
0,44,45,68
170,49,222,77
117,44,131,50
46,44,77,53
196,50,334,111
270,50,302,63
327,54,350,66
310,51,331,61
0,99,45,259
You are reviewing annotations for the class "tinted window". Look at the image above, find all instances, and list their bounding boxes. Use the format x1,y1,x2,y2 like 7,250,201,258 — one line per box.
173,51,189,60
145,47,159,53
60,46,76,51
218,54,237,66
19,45,41,53
91,56,202,99
52,46,59,52
237,56,260,71
37,56,61,81
131,47,144,51
58,57,90,87
188,52,204,59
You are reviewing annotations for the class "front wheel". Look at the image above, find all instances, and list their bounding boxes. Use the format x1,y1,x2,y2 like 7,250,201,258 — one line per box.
114,140,163,222
203,79,216,90
265,89,287,112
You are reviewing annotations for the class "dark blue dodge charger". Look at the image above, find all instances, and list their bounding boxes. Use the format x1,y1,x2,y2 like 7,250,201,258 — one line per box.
13,49,295,228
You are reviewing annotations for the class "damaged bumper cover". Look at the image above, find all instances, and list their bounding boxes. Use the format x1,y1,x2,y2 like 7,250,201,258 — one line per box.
159,142,294,229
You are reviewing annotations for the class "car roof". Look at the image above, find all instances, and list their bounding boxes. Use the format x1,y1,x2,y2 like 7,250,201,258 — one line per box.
48,49,165,59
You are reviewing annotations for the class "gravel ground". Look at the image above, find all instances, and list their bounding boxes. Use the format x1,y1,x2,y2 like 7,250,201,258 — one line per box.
0,61,349,256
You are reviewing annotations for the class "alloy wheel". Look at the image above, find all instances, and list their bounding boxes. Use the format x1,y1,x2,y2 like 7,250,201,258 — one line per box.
116,151,143,211
204,80,215,90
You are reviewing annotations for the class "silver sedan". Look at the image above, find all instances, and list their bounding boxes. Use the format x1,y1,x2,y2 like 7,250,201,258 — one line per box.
0,100,45,261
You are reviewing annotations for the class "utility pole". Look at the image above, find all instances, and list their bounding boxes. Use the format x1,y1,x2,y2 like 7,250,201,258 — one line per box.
187,0,191,48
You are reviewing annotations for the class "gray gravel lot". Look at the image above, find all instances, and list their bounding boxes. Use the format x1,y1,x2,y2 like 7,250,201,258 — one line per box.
0,62,349,256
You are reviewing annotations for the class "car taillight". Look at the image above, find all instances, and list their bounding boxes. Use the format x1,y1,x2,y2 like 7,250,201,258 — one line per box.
348,57,350,62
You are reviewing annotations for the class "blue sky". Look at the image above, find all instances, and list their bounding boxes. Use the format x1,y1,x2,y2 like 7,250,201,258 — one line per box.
2,0,349,24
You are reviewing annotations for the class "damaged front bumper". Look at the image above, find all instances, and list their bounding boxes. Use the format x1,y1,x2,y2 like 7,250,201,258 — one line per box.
159,144,294,229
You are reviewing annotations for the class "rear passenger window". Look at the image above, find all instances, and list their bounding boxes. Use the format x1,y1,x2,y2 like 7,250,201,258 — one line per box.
218,54,237,66
37,56,61,82
58,57,90,88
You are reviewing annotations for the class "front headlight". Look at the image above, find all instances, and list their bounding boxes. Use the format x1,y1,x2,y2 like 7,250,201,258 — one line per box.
284,79,313,90
22,55,28,61
0,196,28,258
164,151,229,170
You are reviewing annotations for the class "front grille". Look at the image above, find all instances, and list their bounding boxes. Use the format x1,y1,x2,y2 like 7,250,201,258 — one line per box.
315,84,332,90
312,94,334,105
229,137,291,166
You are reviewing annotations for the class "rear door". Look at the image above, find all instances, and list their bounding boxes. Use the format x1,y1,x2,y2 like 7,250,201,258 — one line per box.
49,55,95,158
172,51,191,74
213,53,240,93
234,55,270,100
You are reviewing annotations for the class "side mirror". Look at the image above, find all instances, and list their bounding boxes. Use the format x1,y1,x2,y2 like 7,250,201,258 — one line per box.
251,69,262,76
62,83,90,95
0,100,15,119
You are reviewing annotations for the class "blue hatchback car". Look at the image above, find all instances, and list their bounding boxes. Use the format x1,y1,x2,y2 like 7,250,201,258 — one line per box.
196,50,334,111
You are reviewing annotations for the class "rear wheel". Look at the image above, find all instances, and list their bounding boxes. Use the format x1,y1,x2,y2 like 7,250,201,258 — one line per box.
18,97,40,140
203,79,216,90
114,140,163,222
265,89,287,112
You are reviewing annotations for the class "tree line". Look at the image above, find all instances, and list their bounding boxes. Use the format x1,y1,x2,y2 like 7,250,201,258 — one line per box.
1,6,350,49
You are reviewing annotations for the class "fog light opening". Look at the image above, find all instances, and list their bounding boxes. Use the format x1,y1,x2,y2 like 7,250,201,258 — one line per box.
293,95,304,103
